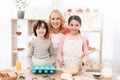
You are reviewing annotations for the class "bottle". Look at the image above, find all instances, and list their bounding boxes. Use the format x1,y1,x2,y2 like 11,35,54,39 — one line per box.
101,60,112,78
16,59,22,70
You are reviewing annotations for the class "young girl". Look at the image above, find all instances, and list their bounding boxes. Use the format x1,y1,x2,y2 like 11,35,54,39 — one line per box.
58,15,88,72
27,20,53,66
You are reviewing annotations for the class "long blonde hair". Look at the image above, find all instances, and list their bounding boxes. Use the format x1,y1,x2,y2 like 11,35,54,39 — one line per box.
48,9,66,33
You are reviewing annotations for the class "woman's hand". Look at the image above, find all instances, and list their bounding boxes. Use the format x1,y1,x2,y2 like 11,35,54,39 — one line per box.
28,41,32,48
28,38,34,47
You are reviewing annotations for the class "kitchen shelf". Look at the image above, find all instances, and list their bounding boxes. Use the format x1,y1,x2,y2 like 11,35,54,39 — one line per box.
11,19,38,66
81,30,101,32
65,12,103,72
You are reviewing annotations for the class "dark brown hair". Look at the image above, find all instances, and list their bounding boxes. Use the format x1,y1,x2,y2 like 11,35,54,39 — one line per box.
33,20,48,37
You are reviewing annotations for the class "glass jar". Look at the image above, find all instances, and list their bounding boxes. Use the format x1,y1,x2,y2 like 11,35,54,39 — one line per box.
101,60,112,78
16,59,22,70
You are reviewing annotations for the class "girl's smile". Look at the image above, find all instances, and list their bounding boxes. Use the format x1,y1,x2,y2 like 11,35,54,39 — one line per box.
68,19,80,35
36,23,46,38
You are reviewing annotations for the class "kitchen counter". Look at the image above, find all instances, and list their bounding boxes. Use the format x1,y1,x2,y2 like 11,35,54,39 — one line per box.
17,69,116,80
1,68,118,80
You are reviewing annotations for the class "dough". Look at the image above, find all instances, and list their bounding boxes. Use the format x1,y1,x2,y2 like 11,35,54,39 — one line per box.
62,66,79,75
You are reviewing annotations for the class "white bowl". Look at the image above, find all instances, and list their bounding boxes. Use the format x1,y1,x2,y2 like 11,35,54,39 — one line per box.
61,66,80,75
92,72,101,79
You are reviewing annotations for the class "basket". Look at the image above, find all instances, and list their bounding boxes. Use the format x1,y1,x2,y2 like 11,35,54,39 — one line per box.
0,69,18,80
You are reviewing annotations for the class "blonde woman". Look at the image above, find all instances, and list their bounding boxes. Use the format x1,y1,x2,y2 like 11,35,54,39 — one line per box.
47,10,69,68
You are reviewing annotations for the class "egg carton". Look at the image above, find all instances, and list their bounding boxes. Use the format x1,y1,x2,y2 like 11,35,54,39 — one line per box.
32,65,55,74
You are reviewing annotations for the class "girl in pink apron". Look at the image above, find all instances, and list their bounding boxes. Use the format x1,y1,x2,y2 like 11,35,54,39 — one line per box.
58,15,88,73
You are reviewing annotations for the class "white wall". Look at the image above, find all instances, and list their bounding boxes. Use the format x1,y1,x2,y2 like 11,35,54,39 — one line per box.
0,0,13,69
0,0,120,69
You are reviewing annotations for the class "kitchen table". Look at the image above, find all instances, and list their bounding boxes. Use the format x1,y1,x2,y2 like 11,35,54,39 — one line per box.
17,69,114,80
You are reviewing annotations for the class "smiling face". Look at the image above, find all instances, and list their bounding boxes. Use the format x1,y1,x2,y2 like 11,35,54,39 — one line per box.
36,23,46,38
68,19,81,35
33,20,48,38
50,12,62,29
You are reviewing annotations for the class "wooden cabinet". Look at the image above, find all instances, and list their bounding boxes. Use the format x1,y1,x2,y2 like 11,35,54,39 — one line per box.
65,12,103,72
11,19,37,67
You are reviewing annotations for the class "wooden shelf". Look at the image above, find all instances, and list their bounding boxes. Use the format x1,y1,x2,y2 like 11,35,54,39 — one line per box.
81,30,101,32
11,19,38,66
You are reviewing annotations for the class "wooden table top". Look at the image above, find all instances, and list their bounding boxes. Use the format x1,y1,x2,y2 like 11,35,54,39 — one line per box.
1,68,118,80
17,69,116,80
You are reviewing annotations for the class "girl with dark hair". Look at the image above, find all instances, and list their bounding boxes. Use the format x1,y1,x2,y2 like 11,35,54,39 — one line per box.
58,15,88,75
27,20,53,67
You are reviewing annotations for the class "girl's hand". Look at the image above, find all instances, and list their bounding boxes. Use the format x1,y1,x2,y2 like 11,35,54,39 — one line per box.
78,63,83,71
60,61,64,67
52,63,56,67
27,66,32,70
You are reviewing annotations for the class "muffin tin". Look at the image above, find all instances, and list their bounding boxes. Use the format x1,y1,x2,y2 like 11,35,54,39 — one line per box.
32,65,55,74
